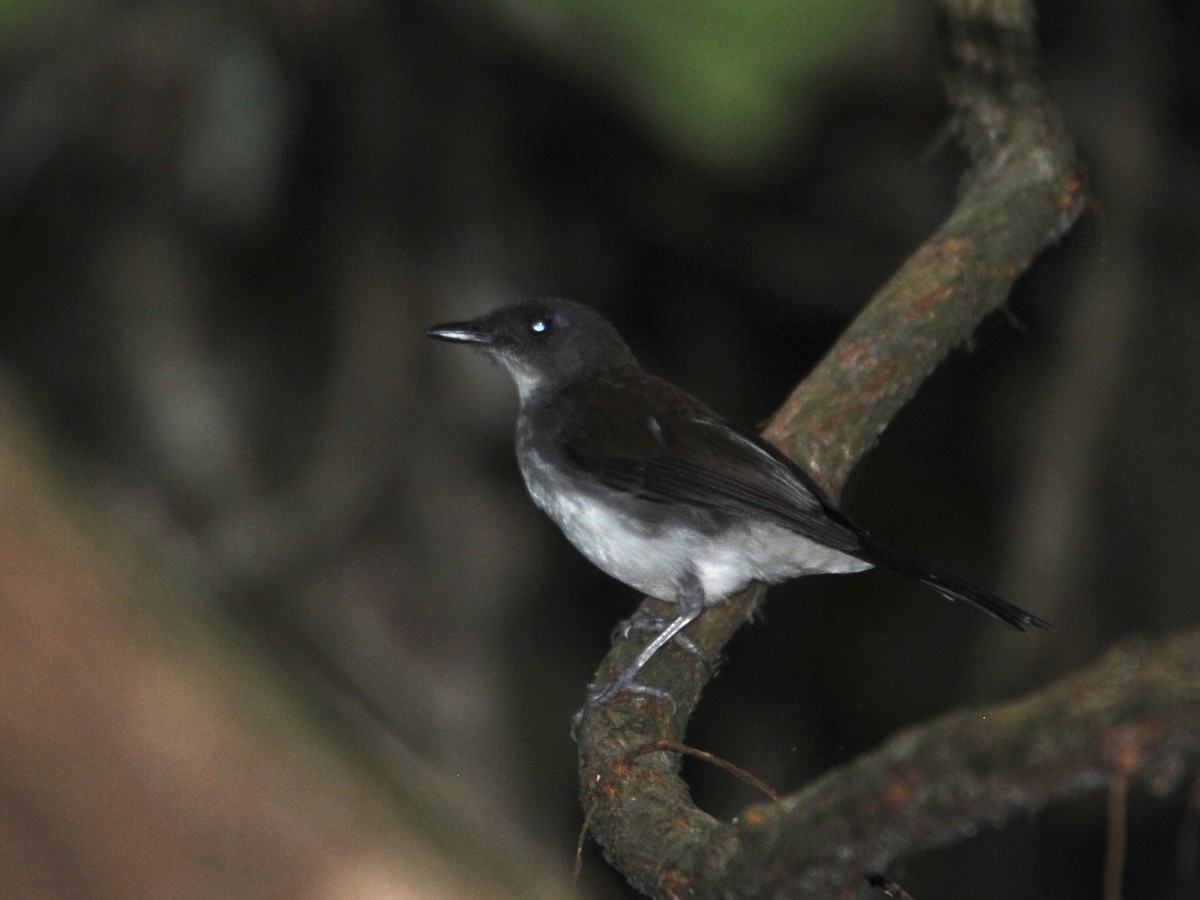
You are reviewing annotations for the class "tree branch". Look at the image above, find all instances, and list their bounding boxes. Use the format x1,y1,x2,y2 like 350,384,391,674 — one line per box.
720,631,1200,896
577,1,1092,895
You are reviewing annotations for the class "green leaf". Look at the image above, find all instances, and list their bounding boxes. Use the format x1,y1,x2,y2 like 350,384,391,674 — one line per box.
484,0,904,178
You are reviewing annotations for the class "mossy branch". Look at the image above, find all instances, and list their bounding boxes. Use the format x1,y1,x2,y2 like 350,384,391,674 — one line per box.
577,1,1093,896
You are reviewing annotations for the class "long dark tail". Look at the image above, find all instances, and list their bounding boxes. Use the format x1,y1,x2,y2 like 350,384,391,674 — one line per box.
857,536,1052,632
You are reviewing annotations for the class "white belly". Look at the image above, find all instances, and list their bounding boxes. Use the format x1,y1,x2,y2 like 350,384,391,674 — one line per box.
520,449,870,604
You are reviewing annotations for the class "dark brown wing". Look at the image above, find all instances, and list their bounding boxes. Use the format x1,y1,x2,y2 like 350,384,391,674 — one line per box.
556,367,1051,632
557,368,865,554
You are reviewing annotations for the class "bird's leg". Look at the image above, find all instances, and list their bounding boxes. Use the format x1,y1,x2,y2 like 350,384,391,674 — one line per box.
574,575,708,733
612,607,705,660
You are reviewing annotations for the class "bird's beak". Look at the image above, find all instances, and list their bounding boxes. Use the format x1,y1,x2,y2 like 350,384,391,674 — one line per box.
424,319,496,345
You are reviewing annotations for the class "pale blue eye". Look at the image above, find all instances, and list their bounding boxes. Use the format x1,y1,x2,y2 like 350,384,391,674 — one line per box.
530,319,548,334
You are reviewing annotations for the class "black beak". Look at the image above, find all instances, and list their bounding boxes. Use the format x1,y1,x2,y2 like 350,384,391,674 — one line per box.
424,320,495,345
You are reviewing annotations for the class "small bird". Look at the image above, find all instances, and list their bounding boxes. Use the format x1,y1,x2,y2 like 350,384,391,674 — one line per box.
426,299,1049,714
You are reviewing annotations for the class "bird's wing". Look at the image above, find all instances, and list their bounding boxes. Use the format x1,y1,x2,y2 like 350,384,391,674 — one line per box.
557,369,1051,632
558,369,865,554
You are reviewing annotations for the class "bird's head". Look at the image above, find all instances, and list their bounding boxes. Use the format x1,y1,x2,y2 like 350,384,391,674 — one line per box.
425,299,637,401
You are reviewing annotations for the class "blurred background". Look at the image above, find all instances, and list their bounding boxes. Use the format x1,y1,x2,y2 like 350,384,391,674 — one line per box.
1,0,1198,897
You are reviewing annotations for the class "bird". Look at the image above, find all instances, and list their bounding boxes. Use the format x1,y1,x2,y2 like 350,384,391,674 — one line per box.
425,298,1050,716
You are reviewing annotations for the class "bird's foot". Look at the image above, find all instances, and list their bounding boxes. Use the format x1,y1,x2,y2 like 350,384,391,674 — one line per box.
570,673,675,739
612,611,709,663
575,579,713,739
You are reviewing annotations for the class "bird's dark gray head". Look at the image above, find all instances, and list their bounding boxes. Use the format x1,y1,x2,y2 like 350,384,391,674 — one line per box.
425,299,637,401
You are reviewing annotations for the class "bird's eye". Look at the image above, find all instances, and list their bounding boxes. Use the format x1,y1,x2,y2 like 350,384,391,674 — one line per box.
529,317,550,335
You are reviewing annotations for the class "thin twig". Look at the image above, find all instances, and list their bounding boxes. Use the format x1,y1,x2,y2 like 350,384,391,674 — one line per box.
629,740,780,802
1105,771,1128,900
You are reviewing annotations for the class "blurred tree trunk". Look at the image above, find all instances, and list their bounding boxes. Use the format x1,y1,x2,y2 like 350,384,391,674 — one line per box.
0,377,567,900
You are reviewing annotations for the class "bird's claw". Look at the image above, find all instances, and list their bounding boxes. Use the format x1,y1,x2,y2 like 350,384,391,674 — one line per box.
612,613,709,662
570,676,677,739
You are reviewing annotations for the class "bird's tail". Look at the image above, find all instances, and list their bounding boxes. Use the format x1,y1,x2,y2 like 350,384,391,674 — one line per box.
857,536,1051,632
